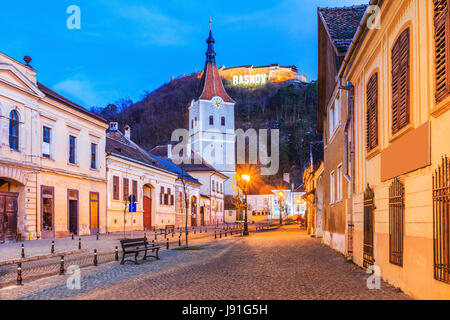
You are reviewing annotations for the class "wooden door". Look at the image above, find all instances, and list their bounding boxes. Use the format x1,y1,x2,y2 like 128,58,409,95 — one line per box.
200,206,205,226
0,192,18,242
143,196,152,230
68,190,79,235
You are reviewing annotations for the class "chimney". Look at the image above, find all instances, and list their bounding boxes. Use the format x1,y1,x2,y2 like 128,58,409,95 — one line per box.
109,122,118,132
124,125,131,140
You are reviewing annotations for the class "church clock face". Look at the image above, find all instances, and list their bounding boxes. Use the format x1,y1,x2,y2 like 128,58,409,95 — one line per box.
212,96,223,109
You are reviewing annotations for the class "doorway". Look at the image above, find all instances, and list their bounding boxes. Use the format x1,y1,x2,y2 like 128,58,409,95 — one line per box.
68,190,78,235
143,196,152,230
0,192,18,242
190,196,197,227
41,186,54,239
90,192,99,235
200,206,205,226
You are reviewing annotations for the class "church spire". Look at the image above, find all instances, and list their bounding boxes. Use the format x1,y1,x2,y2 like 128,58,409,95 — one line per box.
197,20,235,103
206,19,216,62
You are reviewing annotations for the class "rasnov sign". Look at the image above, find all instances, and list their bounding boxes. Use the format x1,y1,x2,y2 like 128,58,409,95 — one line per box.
232,74,267,86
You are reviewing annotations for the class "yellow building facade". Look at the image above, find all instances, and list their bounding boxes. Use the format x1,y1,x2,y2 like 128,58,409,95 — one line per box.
0,52,108,241
341,0,450,299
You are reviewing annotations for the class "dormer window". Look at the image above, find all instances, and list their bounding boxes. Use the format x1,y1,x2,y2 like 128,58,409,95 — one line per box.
221,117,225,126
209,116,214,125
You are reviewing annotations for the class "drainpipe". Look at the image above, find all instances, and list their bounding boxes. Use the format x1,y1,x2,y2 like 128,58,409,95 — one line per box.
340,80,355,260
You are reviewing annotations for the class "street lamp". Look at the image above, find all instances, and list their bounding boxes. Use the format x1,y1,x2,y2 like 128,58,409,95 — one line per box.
241,174,250,236
278,191,284,226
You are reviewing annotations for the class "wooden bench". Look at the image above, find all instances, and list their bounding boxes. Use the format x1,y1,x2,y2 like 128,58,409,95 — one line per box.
119,238,161,265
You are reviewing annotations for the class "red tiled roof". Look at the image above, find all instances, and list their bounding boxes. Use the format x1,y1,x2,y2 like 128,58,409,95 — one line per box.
318,5,368,53
199,60,234,103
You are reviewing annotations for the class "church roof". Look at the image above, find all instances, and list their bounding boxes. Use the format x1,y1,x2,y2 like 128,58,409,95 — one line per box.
197,26,235,103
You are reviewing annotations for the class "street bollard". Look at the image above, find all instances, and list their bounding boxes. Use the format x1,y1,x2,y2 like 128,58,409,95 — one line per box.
115,246,119,261
97,233,99,241
231,230,233,236
219,231,222,239
155,233,157,241
21,244,25,258
194,228,196,235
59,256,65,275
94,249,98,266
51,240,55,254
152,240,155,248
72,233,74,240
225,231,227,237
172,232,174,238
214,231,217,239
78,238,81,250
166,238,169,250
178,236,181,247
17,262,23,286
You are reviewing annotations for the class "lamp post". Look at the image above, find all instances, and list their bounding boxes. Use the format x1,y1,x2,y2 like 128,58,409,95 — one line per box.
241,174,250,236
278,191,284,226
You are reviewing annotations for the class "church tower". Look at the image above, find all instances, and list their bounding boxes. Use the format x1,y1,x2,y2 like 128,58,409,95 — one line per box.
189,21,236,194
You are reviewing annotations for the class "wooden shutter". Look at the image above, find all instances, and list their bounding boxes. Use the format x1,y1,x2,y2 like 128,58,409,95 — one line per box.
366,73,378,152
113,176,119,200
132,180,138,199
123,178,129,200
435,0,450,102
392,28,410,135
160,186,164,205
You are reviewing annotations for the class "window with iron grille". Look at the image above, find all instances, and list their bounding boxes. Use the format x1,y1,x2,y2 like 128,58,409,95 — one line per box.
366,73,378,152
433,155,450,283
434,0,450,102
389,177,404,267
363,184,375,268
391,28,410,135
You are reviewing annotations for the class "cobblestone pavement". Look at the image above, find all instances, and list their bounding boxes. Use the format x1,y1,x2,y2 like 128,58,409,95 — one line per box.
0,225,411,300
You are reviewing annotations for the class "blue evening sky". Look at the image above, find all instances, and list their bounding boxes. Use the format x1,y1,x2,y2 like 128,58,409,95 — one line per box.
1,0,364,109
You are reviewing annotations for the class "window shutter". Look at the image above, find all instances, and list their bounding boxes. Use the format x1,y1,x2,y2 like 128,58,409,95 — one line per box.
123,178,129,200
366,73,378,152
132,180,138,199
392,28,410,135
113,176,119,200
435,0,450,102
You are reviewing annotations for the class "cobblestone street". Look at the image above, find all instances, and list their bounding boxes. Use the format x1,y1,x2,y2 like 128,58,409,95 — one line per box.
0,225,411,300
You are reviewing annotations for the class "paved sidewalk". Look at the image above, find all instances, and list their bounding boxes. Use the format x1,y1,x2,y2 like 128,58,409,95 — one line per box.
0,224,239,264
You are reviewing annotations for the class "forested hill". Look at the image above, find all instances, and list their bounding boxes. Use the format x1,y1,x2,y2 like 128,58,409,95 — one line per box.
91,74,320,186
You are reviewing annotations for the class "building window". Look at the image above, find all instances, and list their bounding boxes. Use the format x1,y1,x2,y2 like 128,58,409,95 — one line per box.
209,115,214,125
191,120,194,129
391,28,410,135
433,156,450,283
328,95,341,139
113,176,120,200
90,143,97,169
330,171,335,204
9,110,19,150
366,73,379,152
69,135,77,164
212,181,215,192
90,192,99,231
195,117,197,127
221,117,225,126
160,186,165,205
434,0,450,102
41,186,54,233
336,165,342,202
42,126,51,158
132,180,138,200
123,178,129,201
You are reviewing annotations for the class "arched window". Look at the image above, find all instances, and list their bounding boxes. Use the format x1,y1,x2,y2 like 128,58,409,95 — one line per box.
9,110,19,150
221,117,225,126
209,115,214,125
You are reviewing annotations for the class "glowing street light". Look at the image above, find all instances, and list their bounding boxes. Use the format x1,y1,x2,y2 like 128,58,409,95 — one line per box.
241,174,251,236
